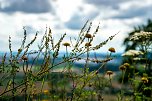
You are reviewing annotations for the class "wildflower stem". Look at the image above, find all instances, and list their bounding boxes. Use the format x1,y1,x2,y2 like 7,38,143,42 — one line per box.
66,46,68,58
120,70,125,101
109,75,112,87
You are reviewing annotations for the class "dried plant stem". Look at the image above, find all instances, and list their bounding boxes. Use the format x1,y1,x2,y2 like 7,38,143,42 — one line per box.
120,70,125,101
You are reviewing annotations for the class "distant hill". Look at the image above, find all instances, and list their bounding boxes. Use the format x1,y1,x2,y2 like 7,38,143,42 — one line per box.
0,52,123,72
74,53,122,72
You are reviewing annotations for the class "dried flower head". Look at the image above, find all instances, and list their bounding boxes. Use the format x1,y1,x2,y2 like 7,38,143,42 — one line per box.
123,63,130,68
85,34,92,38
122,50,144,57
22,56,28,61
63,42,70,47
85,43,92,47
119,65,126,71
106,71,113,76
141,77,148,83
108,47,115,53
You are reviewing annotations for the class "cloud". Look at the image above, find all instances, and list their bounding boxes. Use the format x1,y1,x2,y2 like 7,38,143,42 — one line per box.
84,0,131,9
64,6,99,30
0,0,52,14
24,26,37,34
112,5,152,19
0,0,151,53
64,14,87,30
84,0,152,20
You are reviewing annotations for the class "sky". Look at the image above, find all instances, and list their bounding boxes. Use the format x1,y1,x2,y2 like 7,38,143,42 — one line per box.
0,0,152,53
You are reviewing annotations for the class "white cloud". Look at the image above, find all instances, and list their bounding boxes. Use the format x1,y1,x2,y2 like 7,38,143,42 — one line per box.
0,12,56,51
0,0,52,13
53,0,83,22
0,0,152,53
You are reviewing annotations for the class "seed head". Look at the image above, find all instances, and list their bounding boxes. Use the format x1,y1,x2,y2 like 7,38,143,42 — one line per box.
85,34,92,38
63,42,70,47
108,47,115,53
119,65,126,71
123,63,130,68
106,71,113,76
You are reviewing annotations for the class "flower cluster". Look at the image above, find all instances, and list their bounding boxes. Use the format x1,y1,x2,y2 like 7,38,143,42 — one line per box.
122,50,144,57
130,31,152,41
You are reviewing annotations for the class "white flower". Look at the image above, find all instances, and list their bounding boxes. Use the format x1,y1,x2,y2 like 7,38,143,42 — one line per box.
130,31,152,41
122,50,144,57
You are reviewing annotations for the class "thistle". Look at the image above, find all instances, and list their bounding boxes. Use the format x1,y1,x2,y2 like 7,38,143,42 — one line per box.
85,34,92,38
108,47,116,53
106,71,113,76
63,42,70,47
119,65,126,71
